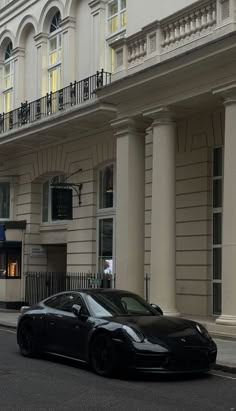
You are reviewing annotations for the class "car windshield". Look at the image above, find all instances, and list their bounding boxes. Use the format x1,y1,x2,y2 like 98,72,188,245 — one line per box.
86,291,157,318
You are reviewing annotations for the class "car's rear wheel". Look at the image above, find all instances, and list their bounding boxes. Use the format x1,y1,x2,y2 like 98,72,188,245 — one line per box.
18,322,39,357
90,333,116,377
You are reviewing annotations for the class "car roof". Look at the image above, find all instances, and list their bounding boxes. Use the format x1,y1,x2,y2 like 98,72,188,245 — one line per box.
43,289,136,300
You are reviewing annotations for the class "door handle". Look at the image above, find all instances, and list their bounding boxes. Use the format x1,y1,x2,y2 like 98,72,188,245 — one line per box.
49,321,55,326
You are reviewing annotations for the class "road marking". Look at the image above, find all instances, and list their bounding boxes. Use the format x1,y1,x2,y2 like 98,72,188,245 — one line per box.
0,328,16,334
211,372,236,380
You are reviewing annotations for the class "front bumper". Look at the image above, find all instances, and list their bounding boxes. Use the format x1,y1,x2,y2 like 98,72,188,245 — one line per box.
114,339,217,373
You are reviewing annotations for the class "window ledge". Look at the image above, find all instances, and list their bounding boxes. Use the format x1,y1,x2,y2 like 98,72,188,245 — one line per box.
40,223,68,232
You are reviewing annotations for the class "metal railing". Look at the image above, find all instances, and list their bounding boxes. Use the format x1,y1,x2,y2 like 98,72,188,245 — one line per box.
24,271,151,306
0,70,111,134
24,271,115,305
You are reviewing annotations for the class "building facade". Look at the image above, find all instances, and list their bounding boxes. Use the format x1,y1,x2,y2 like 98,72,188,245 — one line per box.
0,0,236,331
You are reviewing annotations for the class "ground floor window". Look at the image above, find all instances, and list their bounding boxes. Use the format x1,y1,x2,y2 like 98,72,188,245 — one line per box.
97,217,114,274
212,147,223,315
0,242,21,278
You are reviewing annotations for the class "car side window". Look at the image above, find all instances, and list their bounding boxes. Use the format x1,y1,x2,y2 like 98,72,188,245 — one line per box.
120,296,151,315
45,293,87,314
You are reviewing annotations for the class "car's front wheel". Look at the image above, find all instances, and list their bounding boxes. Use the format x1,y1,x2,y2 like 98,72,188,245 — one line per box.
90,333,116,377
18,321,39,357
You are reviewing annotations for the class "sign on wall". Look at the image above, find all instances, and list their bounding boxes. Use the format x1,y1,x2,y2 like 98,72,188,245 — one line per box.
51,188,73,220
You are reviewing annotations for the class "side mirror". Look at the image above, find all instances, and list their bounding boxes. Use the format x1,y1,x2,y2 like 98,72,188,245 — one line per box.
72,304,82,317
150,303,163,316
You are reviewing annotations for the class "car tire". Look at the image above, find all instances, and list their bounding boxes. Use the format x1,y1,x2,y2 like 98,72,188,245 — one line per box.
90,333,116,377
18,321,39,357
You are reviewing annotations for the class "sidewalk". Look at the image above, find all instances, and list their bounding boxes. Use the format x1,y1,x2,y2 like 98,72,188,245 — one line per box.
0,310,236,373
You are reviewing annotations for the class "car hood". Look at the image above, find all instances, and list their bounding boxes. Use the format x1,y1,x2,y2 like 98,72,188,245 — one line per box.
112,315,211,347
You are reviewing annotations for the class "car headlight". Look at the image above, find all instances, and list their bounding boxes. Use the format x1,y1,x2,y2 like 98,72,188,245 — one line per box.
196,324,211,339
122,325,144,343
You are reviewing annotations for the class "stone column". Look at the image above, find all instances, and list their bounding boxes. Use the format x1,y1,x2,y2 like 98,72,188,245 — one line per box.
12,47,25,107
0,59,4,112
214,84,236,325
89,0,106,73
60,17,76,86
111,118,145,297
34,33,48,97
144,107,179,315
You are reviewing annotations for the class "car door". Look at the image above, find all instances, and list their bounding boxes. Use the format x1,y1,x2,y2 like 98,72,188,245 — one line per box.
44,292,91,359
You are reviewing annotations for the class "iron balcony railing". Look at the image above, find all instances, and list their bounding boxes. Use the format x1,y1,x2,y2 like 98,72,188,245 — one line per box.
0,70,111,134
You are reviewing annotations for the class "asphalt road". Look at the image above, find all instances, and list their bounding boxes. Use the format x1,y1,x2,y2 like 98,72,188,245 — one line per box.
0,328,236,411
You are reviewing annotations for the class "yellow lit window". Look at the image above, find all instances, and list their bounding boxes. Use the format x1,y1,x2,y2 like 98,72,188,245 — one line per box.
4,90,12,113
107,0,126,35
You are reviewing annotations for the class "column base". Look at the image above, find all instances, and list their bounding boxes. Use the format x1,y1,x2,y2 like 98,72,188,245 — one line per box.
163,308,180,317
216,314,236,326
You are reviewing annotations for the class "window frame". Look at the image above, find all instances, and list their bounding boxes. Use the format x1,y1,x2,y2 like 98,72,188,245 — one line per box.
212,146,223,316
107,0,126,37
96,162,116,275
48,12,62,93
0,244,22,279
3,42,13,113
0,181,11,220
106,0,126,72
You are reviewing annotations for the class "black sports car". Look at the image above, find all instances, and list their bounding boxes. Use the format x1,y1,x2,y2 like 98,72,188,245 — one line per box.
17,289,217,377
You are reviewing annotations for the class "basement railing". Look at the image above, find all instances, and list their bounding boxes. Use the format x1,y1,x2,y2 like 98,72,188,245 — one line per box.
0,70,111,134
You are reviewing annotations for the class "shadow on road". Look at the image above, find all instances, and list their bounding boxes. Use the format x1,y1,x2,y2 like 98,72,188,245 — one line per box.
15,350,213,383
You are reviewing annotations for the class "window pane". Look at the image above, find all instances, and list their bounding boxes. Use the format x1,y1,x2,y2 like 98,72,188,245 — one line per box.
4,90,12,113
0,183,10,219
108,16,118,33
49,69,58,92
121,10,126,28
213,283,222,315
49,37,57,53
121,0,126,9
213,248,222,280
213,179,222,208
42,181,49,222
99,164,114,209
49,50,57,66
213,213,222,245
213,147,223,177
99,219,113,257
8,253,21,277
108,1,118,16
0,253,6,277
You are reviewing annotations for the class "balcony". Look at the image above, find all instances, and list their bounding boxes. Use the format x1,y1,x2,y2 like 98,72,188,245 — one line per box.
0,70,111,135
110,0,236,77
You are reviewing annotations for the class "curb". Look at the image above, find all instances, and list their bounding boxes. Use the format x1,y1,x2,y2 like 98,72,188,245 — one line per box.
0,322,17,331
214,362,236,374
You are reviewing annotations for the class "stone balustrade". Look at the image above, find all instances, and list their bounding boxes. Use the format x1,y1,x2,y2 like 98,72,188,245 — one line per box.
161,1,216,50
111,0,235,75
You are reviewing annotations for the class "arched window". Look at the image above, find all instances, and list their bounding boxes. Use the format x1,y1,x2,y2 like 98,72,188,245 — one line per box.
97,163,116,275
3,41,13,113
48,11,62,94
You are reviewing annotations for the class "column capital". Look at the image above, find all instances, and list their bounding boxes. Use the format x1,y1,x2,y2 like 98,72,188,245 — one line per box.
143,106,176,126
12,47,25,59
60,16,76,31
111,117,148,137
89,0,107,12
212,81,236,106
34,32,48,46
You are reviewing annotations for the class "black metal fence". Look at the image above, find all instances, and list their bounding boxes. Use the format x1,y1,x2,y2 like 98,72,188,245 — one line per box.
24,271,151,306
0,70,111,134
24,271,115,305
